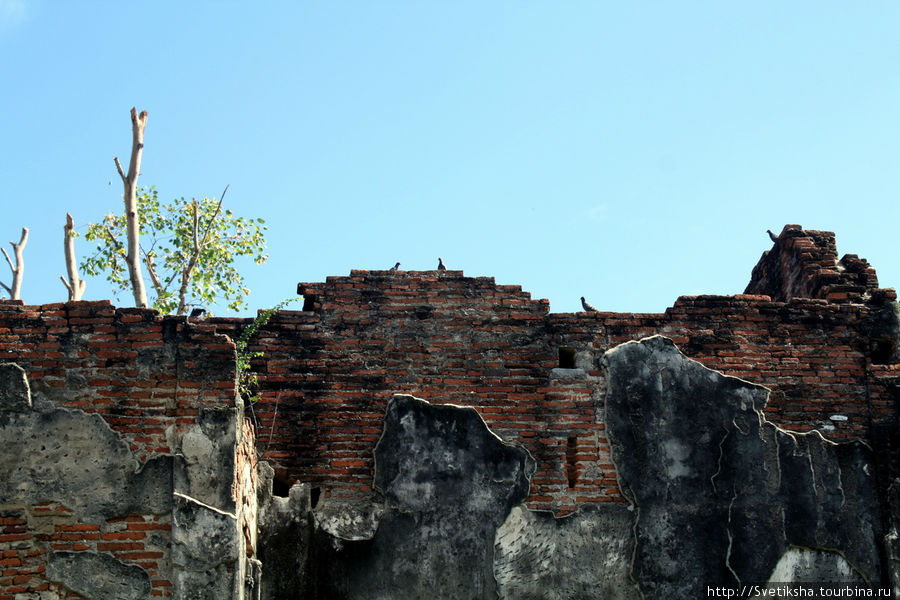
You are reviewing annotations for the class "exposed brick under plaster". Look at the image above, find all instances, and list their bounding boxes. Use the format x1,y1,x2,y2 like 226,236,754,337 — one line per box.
222,226,899,515
0,225,898,597
0,304,239,598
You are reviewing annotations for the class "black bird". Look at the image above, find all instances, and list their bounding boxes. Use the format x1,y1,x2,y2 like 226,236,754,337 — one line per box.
390,262,400,271
580,297,599,312
189,308,206,318
767,229,779,243
437,257,446,271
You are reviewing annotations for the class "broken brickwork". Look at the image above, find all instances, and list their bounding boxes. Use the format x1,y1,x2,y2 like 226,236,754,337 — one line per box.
217,226,899,518
1,225,899,599
0,304,256,599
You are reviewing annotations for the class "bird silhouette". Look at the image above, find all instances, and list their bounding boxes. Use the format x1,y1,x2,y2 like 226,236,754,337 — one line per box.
189,308,206,318
580,297,599,312
437,257,446,271
390,262,400,271
767,229,779,243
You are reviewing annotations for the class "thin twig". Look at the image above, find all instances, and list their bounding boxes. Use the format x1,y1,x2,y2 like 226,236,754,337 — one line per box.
197,185,228,248
103,224,124,253
175,186,229,314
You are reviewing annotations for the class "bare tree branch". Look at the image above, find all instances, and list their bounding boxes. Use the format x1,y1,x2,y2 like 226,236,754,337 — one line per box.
144,253,165,297
177,199,201,315
1,247,13,273
175,186,228,315
114,156,126,182
114,107,149,308
61,213,86,301
0,228,28,300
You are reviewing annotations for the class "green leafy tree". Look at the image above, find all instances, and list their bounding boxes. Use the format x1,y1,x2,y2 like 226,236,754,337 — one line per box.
81,186,268,314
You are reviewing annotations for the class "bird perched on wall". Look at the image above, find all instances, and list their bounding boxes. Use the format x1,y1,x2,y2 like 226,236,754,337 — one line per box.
189,308,207,319
580,297,599,312
437,257,446,271
767,229,779,243
390,262,400,271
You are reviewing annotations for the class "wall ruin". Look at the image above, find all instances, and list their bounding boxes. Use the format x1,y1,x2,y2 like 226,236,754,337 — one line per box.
1,224,899,599
0,305,257,599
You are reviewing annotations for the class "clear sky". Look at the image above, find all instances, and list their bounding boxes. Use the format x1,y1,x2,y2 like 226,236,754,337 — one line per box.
1,2,898,316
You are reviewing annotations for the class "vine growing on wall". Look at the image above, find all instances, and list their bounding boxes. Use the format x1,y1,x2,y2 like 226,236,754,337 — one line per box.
236,296,300,404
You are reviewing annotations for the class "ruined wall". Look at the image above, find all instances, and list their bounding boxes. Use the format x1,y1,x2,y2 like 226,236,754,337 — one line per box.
222,227,898,519
1,225,899,599
746,224,882,303
228,226,898,597
0,302,257,599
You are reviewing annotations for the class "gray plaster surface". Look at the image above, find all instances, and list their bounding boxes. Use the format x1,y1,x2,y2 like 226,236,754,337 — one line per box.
170,493,242,600
0,362,30,411
174,407,241,511
46,550,151,600
311,394,533,600
603,335,882,598
493,504,641,600
256,463,314,600
0,406,172,519
766,547,864,583
171,493,239,570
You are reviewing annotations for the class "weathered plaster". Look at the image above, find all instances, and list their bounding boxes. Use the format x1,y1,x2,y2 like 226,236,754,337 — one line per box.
256,464,314,600
493,504,640,600
171,493,241,600
766,547,863,583
603,335,882,597
0,362,30,410
46,551,151,600
0,363,253,600
173,407,241,511
282,395,533,600
0,396,172,520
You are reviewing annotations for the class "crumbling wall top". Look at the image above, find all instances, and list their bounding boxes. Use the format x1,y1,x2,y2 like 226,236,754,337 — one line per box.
745,224,894,305
297,269,550,316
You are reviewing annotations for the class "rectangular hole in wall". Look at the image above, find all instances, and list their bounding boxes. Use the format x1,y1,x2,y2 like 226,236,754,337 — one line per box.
558,347,576,369
869,337,896,365
272,472,293,498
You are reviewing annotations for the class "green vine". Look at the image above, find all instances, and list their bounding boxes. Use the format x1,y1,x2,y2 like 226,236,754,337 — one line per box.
237,296,300,403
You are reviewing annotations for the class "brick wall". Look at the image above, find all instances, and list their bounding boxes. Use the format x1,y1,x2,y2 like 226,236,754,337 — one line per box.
1,226,897,595
0,508,173,599
0,301,243,599
220,228,899,516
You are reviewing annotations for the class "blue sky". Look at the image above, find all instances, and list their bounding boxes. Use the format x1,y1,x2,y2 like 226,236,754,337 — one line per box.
1,2,898,315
